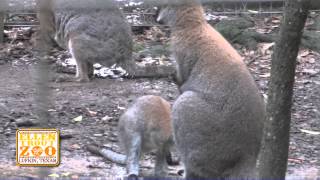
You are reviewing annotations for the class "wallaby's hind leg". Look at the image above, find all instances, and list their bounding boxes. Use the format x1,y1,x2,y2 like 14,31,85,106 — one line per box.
75,65,80,78
154,144,169,177
74,60,90,82
68,39,90,82
126,135,142,177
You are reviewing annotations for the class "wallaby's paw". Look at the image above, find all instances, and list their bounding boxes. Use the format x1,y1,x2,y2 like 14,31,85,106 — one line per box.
166,152,180,166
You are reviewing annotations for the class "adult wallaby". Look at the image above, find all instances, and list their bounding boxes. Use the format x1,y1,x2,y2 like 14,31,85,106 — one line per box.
36,0,175,82
157,0,266,179
87,95,174,179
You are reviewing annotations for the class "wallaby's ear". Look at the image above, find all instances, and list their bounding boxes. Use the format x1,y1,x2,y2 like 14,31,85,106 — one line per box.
156,7,176,25
156,7,166,24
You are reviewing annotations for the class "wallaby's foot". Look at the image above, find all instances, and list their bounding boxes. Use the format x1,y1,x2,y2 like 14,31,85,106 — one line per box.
166,152,180,166
177,169,184,176
154,148,168,178
126,174,139,180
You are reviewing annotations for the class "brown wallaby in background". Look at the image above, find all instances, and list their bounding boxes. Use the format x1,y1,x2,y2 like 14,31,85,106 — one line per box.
36,0,175,82
87,95,174,179
157,0,266,179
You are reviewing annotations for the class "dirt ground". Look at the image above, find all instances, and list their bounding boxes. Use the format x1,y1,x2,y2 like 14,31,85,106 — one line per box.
0,62,182,178
0,18,319,179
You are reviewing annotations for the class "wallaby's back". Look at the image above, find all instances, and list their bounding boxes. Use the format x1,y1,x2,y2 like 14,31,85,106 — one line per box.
117,95,173,177
118,95,172,153
87,95,173,178
37,0,175,82
53,0,132,66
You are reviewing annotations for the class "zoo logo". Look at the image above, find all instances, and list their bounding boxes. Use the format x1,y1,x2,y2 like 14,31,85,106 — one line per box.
16,129,60,166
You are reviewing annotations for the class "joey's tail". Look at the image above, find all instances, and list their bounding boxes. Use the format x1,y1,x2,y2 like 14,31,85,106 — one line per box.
87,145,126,165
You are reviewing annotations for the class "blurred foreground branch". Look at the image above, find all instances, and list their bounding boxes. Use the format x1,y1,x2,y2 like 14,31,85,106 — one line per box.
33,0,53,127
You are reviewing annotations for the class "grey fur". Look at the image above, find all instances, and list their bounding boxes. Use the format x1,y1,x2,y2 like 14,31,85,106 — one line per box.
158,1,266,179
38,0,175,82
117,95,173,177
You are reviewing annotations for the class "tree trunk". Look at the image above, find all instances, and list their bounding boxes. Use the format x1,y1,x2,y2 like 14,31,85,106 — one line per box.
258,0,310,179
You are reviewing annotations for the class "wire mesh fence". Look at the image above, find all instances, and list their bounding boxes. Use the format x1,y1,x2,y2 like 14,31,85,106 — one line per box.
0,0,287,44
1,0,286,27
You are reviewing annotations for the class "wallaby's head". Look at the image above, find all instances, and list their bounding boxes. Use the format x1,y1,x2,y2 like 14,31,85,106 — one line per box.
157,0,204,28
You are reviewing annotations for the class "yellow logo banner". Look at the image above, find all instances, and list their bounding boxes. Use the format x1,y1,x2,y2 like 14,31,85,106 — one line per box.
16,129,60,166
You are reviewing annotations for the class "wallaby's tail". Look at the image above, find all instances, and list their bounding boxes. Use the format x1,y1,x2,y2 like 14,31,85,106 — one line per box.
86,145,126,165
122,61,176,79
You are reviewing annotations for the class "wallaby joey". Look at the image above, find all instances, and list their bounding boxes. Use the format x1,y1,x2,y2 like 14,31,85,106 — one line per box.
157,0,266,179
36,0,175,82
87,95,173,178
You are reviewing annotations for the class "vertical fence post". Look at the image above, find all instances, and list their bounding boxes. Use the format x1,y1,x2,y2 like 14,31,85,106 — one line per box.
0,0,8,44
0,0,6,44
0,12,4,43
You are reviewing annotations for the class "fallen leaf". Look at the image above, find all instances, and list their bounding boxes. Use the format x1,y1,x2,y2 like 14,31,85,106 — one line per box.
302,69,318,75
117,105,126,110
61,172,71,177
298,50,310,58
248,10,259,14
307,58,315,64
288,158,303,163
86,108,97,116
73,115,83,122
48,173,60,178
102,115,113,121
260,73,271,78
299,129,320,135
71,144,81,150
93,134,103,137
260,43,275,55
